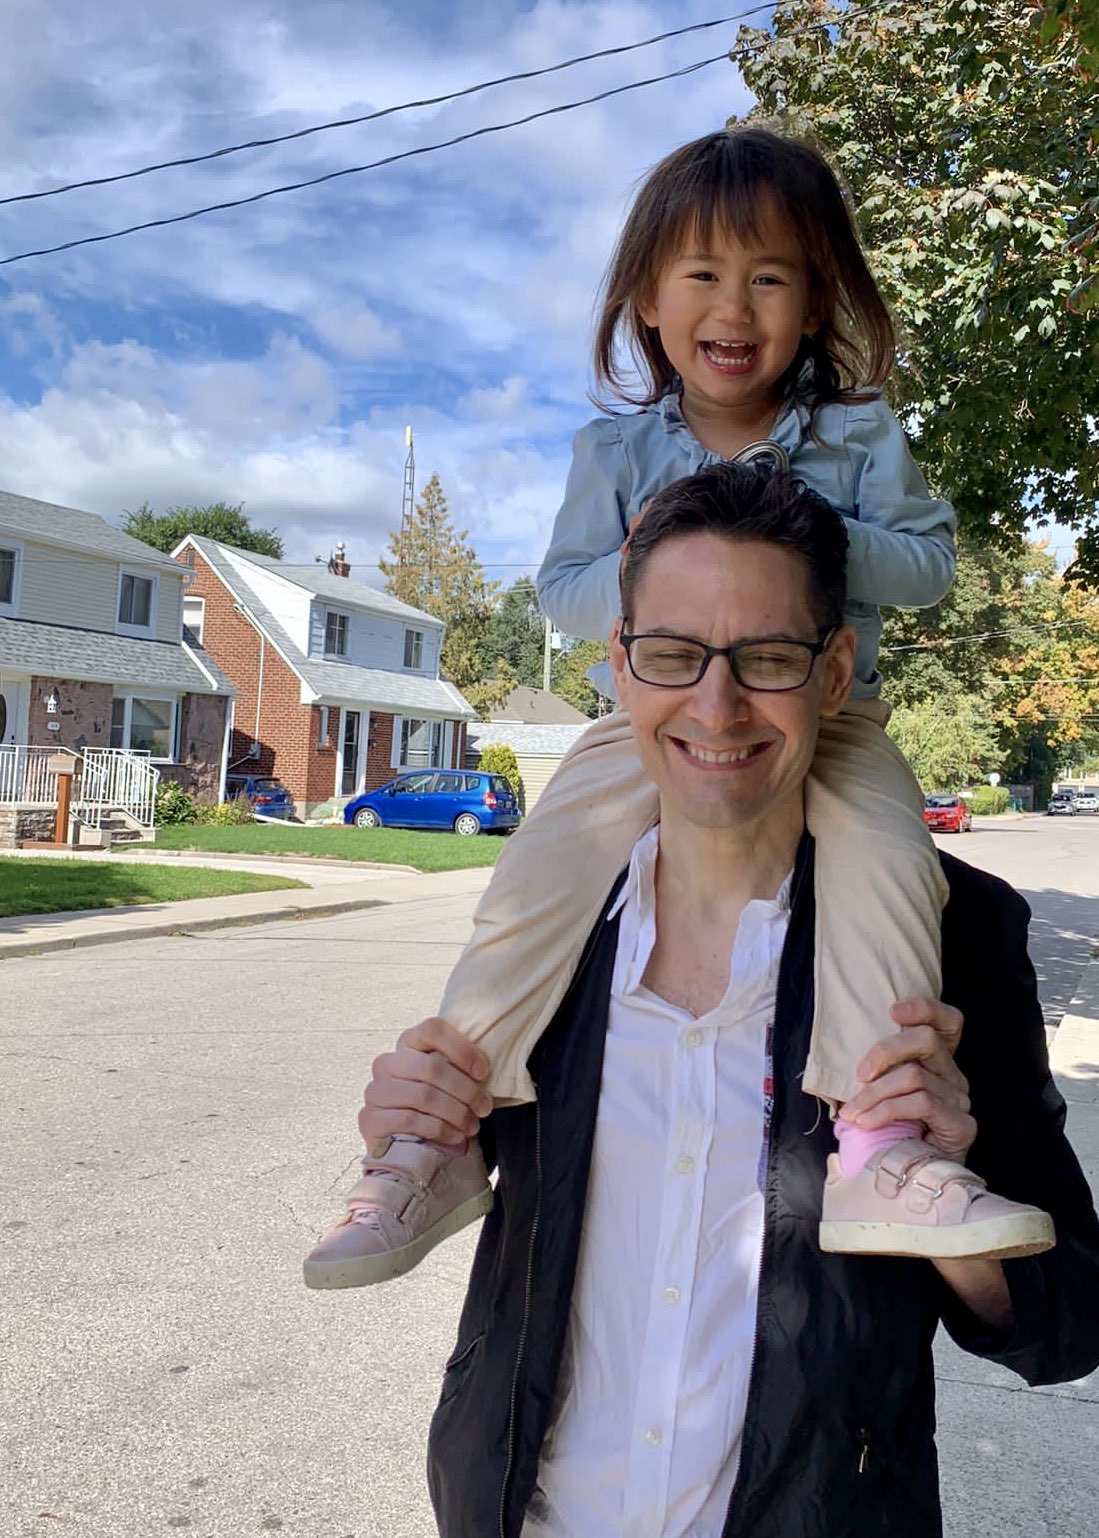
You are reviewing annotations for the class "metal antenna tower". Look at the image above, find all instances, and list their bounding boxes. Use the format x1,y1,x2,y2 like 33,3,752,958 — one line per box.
398,424,415,589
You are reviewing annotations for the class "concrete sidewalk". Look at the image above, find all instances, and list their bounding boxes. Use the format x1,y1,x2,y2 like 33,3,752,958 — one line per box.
937,951,1099,1538
0,858,495,958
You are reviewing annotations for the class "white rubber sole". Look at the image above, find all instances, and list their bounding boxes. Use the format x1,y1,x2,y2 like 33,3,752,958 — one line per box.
819,1208,1056,1260
302,1186,495,1290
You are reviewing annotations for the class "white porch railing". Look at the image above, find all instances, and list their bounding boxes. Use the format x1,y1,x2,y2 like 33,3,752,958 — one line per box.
0,745,78,805
76,748,160,832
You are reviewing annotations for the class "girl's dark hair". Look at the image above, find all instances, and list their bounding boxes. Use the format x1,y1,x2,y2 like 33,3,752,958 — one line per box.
594,127,895,414
620,462,849,635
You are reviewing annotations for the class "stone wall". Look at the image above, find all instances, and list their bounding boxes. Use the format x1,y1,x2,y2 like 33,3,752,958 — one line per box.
0,808,59,847
174,693,229,801
27,677,112,752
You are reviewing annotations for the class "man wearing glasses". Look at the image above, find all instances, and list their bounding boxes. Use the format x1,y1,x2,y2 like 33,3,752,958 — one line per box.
357,465,1099,1537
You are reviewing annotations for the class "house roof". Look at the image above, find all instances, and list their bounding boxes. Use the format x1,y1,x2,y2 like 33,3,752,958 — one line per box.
467,722,590,757
190,539,476,719
183,538,445,628
0,488,181,571
489,686,590,726
0,616,234,694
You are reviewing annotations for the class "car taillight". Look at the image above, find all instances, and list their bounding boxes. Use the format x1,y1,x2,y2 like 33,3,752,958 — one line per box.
484,791,497,809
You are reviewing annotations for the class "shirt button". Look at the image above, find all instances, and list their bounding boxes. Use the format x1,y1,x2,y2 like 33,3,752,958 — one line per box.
644,1428,663,1447
685,1029,703,1048
662,1286,680,1305
674,1155,695,1175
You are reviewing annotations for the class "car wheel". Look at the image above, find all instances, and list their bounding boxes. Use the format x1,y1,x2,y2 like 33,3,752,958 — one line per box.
354,808,381,828
454,812,482,837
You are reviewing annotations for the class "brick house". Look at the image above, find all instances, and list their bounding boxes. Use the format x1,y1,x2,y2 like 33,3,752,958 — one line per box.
0,489,234,846
173,536,477,819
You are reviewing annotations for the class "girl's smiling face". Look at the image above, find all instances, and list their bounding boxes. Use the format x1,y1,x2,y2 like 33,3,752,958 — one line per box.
637,204,818,427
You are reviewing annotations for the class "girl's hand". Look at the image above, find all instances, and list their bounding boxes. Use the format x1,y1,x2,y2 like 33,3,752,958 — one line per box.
840,997,976,1164
358,1016,492,1156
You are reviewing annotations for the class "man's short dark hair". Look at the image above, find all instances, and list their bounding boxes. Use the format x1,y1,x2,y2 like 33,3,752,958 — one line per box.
620,463,849,634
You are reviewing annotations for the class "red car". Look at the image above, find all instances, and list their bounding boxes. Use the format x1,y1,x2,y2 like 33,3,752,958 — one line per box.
923,794,972,833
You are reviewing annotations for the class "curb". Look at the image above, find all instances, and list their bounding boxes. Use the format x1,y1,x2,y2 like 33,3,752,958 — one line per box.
0,896,388,960
1050,954,1099,1099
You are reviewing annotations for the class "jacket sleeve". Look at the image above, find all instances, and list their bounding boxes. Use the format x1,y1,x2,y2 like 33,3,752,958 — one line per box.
939,879,1099,1385
841,398,957,609
536,416,634,641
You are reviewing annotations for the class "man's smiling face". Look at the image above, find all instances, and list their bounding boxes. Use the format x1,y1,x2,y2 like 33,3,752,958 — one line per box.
611,532,854,835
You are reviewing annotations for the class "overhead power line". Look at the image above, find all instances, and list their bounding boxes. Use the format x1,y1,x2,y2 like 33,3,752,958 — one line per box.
0,55,725,267
0,8,776,209
0,0,902,267
880,620,1091,653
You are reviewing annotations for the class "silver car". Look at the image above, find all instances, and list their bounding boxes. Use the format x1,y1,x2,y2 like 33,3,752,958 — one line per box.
1073,790,1098,814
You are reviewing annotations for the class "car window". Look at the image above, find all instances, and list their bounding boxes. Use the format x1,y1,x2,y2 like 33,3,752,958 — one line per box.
461,774,483,792
254,779,283,792
926,796,958,807
491,776,513,796
393,773,436,794
434,773,463,794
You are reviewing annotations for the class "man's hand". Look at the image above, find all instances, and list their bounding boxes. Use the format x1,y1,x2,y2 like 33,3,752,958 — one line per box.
358,1017,492,1156
840,997,976,1163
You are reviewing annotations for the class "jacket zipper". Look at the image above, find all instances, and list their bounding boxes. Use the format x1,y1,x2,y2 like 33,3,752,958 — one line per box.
499,1094,543,1538
858,1429,871,1475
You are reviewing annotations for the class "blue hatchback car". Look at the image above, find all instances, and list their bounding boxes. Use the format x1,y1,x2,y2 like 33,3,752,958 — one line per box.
225,773,294,819
343,769,520,836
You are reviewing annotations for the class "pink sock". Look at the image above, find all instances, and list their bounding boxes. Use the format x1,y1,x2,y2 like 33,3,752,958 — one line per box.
834,1118,923,1177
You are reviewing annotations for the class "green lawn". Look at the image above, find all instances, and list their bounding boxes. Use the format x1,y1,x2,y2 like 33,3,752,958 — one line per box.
0,857,306,919
148,823,508,871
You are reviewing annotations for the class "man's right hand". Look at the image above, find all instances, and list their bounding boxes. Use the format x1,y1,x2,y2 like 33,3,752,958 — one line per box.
358,1016,492,1156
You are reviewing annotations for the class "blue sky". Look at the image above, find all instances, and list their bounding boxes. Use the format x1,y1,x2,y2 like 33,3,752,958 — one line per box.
0,0,757,588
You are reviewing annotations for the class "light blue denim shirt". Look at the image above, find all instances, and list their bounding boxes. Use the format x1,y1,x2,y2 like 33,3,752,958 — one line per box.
536,388,956,699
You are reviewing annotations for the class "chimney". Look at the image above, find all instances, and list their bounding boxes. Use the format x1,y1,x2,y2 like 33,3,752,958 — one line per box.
327,541,350,578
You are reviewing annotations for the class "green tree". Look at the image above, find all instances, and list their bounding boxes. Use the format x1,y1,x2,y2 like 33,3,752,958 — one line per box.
121,501,284,557
552,639,610,719
379,472,506,708
887,694,1003,790
480,577,546,689
734,0,1099,581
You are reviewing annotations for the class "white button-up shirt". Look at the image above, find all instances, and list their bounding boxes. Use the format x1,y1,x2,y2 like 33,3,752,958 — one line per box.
523,827,792,1538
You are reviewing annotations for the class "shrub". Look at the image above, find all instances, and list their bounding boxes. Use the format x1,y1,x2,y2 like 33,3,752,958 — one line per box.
968,785,1009,816
477,742,522,799
155,781,198,825
194,795,256,825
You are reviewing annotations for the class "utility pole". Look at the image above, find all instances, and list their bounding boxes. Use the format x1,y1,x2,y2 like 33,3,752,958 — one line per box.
543,614,553,692
397,425,415,595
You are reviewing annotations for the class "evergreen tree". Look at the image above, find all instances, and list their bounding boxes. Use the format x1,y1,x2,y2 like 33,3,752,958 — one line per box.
479,577,546,689
379,472,506,708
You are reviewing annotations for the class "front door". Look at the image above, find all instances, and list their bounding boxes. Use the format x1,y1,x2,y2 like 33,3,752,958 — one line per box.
0,675,29,745
340,709,363,797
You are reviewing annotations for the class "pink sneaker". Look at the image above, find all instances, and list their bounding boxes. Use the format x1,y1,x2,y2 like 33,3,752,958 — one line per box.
302,1136,493,1290
819,1137,1055,1260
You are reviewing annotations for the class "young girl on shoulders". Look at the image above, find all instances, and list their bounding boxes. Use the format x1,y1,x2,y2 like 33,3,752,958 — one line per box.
304,127,1052,1288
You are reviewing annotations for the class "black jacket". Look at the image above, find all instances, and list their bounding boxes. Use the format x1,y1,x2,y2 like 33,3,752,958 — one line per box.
427,843,1099,1538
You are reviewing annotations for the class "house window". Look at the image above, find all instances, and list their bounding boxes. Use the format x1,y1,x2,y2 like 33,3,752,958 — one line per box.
183,595,206,645
0,549,15,606
400,717,443,768
403,628,424,669
109,696,176,759
324,610,348,657
118,572,154,630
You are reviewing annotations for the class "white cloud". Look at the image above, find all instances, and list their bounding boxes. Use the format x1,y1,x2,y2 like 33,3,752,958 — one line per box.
0,0,756,593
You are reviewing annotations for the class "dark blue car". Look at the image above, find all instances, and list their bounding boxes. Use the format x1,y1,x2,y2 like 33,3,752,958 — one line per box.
343,769,520,836
225,773,294,819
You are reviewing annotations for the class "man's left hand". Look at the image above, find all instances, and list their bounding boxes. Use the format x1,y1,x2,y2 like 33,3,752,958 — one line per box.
841,997,976,1164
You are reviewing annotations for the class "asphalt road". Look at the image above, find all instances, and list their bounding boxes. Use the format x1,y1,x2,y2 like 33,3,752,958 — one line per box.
2,816,1097,1538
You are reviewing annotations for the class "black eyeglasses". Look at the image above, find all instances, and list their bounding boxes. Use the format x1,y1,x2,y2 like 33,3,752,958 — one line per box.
619,628,836,691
